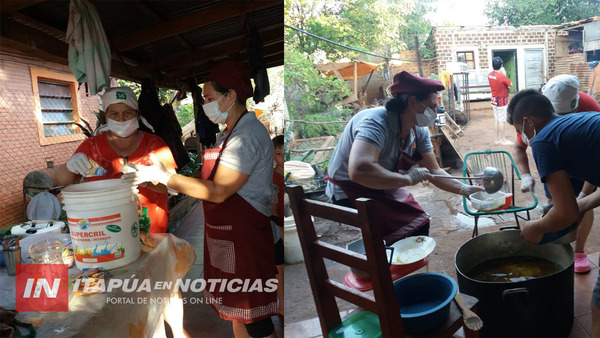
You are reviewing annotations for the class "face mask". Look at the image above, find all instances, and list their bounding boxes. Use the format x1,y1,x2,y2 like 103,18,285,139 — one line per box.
107,117,139,137
415,100,437,127
202,93,235,124
521,119,537,146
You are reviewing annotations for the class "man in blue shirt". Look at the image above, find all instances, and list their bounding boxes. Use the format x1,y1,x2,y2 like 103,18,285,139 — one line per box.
507,89,600,337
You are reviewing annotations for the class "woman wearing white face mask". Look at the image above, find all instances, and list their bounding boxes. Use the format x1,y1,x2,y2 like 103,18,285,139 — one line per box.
54,86,177,234
324,71,483,283
120,61,278,338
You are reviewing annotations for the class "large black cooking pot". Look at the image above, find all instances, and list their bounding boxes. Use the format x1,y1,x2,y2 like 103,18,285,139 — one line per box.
455,229,574,337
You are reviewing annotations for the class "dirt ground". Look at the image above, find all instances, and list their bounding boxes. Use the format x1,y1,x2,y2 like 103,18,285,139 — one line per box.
284,100,600,325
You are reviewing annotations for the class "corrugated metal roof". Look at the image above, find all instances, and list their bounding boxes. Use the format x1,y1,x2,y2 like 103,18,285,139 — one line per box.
554,16,600,30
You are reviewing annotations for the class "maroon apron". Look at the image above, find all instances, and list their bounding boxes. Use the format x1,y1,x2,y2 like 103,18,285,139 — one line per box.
327,128,429,244
200,112,277,324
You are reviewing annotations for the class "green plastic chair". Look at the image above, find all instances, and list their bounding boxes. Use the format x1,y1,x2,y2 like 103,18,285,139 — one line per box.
462,150,538,237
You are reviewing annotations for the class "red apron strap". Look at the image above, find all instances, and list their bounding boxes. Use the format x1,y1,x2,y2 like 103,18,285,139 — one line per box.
205,111,249,181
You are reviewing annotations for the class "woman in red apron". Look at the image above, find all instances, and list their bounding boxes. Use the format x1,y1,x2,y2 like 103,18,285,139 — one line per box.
124,61,278,337
54,86,177,234
326,71,484,245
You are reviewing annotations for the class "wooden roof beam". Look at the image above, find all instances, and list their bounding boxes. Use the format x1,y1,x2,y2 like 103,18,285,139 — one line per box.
157,39,283,75
0,0,48,14
164,50,283,80
10,12,141,67
111,0,281,52
11,12,66,42
132,0,193,50
0,20,68,61
1,20,155,86
141,24,283,73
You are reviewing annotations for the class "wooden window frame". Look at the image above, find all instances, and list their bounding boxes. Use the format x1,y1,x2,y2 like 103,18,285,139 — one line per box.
456,51,476,70
30,67,86,146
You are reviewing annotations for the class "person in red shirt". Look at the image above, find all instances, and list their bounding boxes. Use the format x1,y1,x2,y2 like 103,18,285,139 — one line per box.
54,87,177,234
488,56,513,145
513,75,600,273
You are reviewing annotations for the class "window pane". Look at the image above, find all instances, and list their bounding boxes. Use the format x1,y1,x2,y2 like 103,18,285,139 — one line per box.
38,82,71,98
44,123,76,137
38,80,76,137
41,111,75,123
40,97,74,110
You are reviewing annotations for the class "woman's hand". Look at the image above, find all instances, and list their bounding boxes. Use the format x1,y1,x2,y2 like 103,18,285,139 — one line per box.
400,166,432,185
66,152,91,176
121,154,173,186
459,185,485,198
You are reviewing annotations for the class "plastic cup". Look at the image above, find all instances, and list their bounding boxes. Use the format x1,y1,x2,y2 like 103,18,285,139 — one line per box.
3,246,21,276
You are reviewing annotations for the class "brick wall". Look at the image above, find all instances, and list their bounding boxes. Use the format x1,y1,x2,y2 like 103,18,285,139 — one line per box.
555,53,590,92
0,50,100,227
432,25,556,78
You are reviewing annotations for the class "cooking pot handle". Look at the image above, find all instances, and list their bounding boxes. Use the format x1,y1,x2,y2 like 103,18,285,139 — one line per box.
502,287,529,303
500,226,520,231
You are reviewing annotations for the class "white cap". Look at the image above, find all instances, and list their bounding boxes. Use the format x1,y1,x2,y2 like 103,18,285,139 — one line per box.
541,74,579,113
101,87,138,111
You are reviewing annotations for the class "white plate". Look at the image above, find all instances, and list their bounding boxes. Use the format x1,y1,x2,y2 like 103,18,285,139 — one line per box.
26,192,61,220
387,236,436,265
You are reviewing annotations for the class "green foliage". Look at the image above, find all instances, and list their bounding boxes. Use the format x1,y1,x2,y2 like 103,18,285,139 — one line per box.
178,152,202,177
297,111,351,139
284,44,352,138
285,0,435,61
485,0,600,25
116,79,142,97
75,110,106,137
175,104,194,127
284,45,350,117
283,121,294,162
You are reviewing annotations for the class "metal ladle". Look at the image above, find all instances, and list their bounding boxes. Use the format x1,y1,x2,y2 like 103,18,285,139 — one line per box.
430,167,504,194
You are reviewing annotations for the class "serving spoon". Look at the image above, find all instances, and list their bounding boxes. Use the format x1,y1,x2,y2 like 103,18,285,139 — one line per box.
430,167,504,194
454,293,483,331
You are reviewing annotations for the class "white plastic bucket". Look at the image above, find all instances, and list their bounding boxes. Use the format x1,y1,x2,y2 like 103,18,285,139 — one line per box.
283,216,305,264
61,179,141,270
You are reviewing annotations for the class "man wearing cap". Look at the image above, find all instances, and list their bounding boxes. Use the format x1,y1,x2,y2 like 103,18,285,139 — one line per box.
488,56,513,145
512,75,600,273
54,86,177,234
325,71,484,246
506,89,600,337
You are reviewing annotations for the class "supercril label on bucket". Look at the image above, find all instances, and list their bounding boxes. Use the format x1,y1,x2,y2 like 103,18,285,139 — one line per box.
68,214,133,264
61,178,141,270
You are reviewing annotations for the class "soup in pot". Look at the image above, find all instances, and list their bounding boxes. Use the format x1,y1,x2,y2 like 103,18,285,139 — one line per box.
467,256,563,283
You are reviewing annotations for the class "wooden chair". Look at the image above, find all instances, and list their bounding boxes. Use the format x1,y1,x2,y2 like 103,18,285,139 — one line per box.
287,185,479,337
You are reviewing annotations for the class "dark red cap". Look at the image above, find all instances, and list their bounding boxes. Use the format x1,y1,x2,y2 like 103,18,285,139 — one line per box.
390,71,445,94
207,61,253,101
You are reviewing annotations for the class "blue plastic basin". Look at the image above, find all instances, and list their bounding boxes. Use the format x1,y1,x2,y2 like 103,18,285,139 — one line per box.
394,272,458,334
